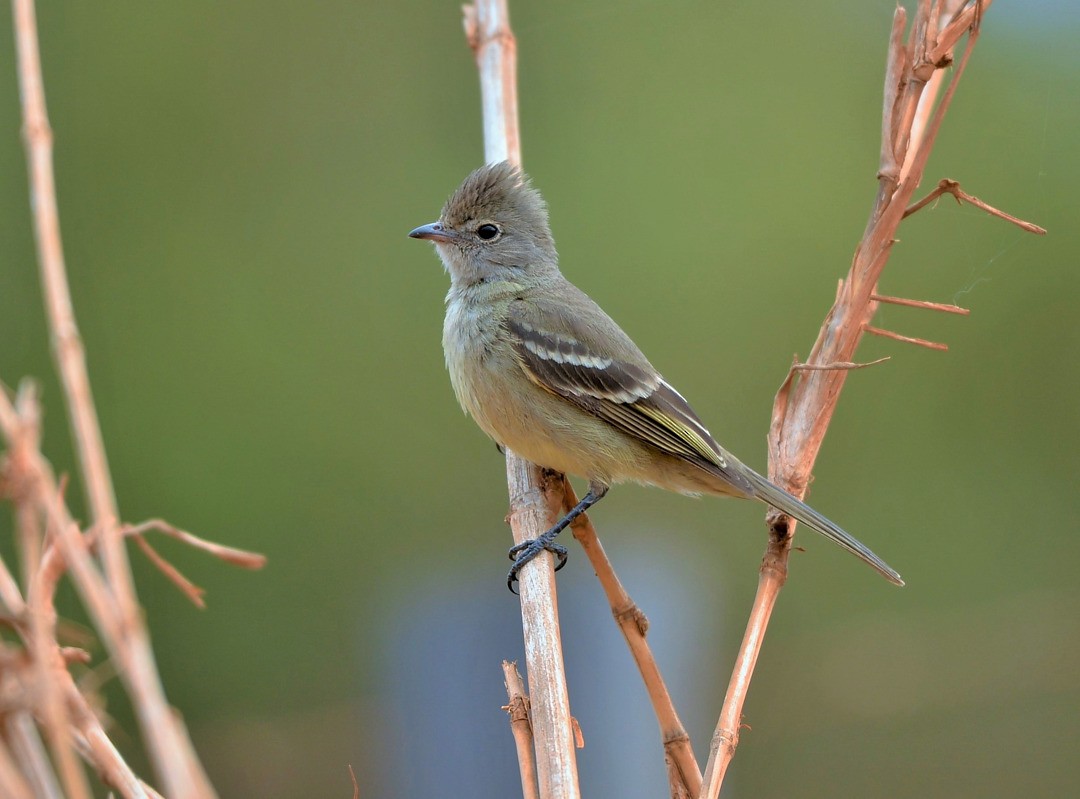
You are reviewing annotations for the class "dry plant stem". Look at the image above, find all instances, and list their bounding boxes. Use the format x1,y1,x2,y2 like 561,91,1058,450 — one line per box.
464,2,520,166
120,520,265,609
1,386,262,796
11,0,118,549
9,389,90,799
562,477,703,797
904,178,1048,234
3,390,182,795
502,661,540,799
122,519,267,570
467,7,701,793
700,3,1041,796
870,293,970,314
793,356,891,371
465,4,581,795
348,766,359,799
504,460,581,798
0,741,34,799
27,569,91,799
5,715,63,799
11,2,219,795
64,679,150,799
699,537,787,798
1,388,85,798
664,757,693,799
0,555,24,613
864,324,948,351
0,394,125,796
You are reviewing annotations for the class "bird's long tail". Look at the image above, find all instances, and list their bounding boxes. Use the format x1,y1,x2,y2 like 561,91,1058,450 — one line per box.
742,470,904,586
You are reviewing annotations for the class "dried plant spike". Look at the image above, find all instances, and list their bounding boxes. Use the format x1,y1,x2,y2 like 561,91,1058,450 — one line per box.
348,765,360,799
864,325,949,351
132,536,207,609
122,519,267,570
871,294,970,315
793,357,892,371
904,178,1047,234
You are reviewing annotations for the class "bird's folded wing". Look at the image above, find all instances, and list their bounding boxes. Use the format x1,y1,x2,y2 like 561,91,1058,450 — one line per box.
505,299,750,493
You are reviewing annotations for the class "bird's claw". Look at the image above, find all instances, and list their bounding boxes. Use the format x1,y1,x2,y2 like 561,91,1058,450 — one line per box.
506,538,569,593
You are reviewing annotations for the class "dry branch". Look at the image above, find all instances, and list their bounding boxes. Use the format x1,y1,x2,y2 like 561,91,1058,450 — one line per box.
870,294,970,315
502,661,540,799
467,5,704,796
348,765,360,799
6,2,266,794
793,357,891,371
904,178,1047,233
1,382,264,796
464,2,581,797
864,324,949,351
561,477,702,797
12,0,216,792
699,2,1042,796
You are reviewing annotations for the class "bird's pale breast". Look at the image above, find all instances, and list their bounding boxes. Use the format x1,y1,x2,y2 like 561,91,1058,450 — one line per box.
442,288,729,495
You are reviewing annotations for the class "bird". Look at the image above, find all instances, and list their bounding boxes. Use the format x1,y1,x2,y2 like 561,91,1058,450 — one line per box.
409,162,902,590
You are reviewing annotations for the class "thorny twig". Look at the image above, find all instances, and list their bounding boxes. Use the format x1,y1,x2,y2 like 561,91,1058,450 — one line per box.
699,2,1043,796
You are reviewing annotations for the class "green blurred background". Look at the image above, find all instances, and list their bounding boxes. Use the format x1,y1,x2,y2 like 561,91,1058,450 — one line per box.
2,1,1078,796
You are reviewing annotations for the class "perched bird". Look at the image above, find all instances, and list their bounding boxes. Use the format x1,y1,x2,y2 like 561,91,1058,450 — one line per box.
410,162,902,590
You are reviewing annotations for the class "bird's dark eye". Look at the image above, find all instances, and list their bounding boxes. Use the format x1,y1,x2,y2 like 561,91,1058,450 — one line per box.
477,223,500,241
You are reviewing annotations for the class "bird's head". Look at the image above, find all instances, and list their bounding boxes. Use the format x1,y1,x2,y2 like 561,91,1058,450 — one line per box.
409,162,558,287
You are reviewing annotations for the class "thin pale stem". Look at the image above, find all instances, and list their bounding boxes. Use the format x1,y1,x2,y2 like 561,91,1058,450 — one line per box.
0,736,34,799
26,574,91,799
870,294,970,315
864,325,948,351
10,2,220,794
4,715,64,799
12,0,122,585
465,3,581,796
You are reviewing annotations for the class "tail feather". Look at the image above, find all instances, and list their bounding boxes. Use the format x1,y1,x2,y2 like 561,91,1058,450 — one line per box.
743,470,904,586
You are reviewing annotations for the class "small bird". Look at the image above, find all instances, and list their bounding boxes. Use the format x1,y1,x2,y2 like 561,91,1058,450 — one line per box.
410,162,903,590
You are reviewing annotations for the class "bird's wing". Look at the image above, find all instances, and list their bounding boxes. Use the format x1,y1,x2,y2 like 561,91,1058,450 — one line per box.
505,295,752,494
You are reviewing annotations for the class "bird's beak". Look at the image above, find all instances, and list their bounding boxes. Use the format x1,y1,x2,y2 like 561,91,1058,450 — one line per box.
408,222,456,243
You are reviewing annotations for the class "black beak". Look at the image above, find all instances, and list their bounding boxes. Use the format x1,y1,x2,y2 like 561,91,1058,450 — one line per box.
408,222,456,243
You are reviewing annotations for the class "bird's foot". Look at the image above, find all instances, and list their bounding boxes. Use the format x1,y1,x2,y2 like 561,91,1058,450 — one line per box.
506,534,568,594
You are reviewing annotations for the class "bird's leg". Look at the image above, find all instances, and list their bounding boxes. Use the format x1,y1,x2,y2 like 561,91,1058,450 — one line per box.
507,482,609,592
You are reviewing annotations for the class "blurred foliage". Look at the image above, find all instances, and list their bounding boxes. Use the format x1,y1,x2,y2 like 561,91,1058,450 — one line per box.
1,1,1077,797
